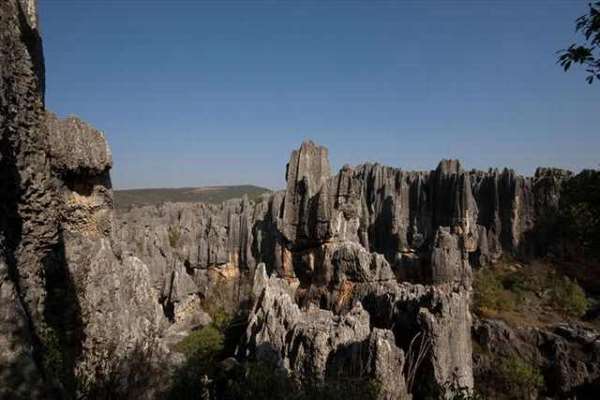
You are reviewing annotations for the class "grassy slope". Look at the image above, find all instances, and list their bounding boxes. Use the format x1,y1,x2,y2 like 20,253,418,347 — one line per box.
114,185,271,210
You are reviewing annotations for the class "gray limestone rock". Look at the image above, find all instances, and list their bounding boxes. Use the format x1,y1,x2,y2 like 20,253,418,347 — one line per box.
473,318,600,398
0,3,583,397
1,0,57,395
45,112,112,176
239,265,408,400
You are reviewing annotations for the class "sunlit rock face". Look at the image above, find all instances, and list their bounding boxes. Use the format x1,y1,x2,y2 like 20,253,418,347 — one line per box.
111,138,570,398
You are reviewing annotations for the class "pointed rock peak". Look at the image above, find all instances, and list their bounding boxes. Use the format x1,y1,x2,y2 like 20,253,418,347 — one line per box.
19,0,39,29
285,140,331,192
436,159,463,175
534,167,572,179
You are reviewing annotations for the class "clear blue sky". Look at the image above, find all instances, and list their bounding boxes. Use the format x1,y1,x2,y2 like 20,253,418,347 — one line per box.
40,0,599,190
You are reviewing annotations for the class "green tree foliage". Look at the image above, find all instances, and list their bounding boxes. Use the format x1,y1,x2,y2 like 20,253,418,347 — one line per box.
174,325,224,362
560,169,600,259
558,1,600,83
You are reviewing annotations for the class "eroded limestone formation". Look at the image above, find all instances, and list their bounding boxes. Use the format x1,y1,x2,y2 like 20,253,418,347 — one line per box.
1,3,168,397
111,140,572,398
0,1,589,398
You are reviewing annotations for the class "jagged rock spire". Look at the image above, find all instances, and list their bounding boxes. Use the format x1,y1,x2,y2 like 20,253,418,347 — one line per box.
281,140,331,244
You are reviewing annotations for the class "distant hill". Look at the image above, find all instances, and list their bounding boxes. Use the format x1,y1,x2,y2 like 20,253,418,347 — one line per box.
114,185,271,210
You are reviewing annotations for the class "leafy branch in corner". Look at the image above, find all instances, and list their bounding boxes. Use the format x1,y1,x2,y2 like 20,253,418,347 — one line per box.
558,1,600,83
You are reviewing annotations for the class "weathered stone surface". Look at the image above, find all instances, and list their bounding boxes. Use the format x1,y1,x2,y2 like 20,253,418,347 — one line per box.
0,3,583,397
115,198,260,324
239,264,408,400
1,3,174,397
111,141,487,397
0,259,47,399
1,0,57,395
282,140,332,245
46,112,112,176
473,318,600,398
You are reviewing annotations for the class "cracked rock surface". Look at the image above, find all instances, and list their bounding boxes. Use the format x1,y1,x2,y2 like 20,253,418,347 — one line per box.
1,2,595,398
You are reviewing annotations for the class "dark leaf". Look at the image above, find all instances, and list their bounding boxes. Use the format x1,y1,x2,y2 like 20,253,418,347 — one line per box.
565,60,572,71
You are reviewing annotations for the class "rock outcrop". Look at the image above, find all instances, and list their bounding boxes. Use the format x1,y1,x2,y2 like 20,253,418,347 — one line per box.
1,2,169,397
1,0,58,396
0,1,589,399
110,139,574,398
473,318,600,398
241,264,407,399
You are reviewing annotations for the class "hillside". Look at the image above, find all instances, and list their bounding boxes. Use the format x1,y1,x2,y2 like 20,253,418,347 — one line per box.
113,185,271,209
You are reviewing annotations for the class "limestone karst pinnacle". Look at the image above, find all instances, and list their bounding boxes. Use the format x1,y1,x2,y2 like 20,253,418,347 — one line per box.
1,0,599,398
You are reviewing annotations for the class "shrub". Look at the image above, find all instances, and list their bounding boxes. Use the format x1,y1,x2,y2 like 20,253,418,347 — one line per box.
167,225,181,248
223,362,381,400
174,325,224,362
550,275,588,317
206,306,232,334
222,361,293,400
473,262,589,321
559,169,600,260
166,325,225,399
473,268,515,315
498,355,544,399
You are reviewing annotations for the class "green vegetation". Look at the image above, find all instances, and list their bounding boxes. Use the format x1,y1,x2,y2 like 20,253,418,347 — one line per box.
224,363,381,400
165,306,381,400
167,225,181,248
165,303,232,399
174,325,224,362
558,1,600,84
560,169,600,260
473,260,589,322
208,306,232,333
550,275,588,317
223,361,294,400
114,185,271,210
473,352,544,400
473,267,516,315
498,355,544,400
166,324,225,399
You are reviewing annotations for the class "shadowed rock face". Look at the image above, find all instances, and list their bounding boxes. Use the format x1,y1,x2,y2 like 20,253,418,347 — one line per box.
1,2,168,397
1,0,56,396
473,318,600,399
